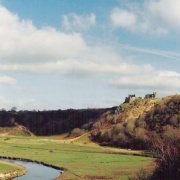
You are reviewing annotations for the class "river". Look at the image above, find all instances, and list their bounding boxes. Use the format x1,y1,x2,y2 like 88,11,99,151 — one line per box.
0,159,63,180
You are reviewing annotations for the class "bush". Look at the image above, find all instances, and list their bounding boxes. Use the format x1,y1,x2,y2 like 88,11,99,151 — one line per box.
129,168,153,180
70,128,85,137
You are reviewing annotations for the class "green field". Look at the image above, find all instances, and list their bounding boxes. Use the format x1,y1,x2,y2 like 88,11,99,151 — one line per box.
0,162,17,173
0,136,154,179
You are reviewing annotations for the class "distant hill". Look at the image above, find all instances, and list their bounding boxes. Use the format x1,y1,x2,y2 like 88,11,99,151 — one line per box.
0,94,180,150
0,108,112,136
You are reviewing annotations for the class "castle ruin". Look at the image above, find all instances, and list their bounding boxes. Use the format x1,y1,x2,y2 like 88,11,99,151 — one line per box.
115,94,137,114
115,92,158,114
124,92,157,103
144,92,157,99
124,94,136,103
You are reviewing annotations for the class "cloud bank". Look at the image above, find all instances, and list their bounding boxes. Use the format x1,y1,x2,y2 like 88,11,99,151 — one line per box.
111,71,180,90
0,4,180,98
0,6,87,63
110,0,180,35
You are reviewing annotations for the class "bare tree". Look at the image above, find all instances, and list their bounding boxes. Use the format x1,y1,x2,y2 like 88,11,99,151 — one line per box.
151,128,180,180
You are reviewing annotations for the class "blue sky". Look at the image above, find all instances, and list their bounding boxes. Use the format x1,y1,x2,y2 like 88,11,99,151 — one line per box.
0,0,180,110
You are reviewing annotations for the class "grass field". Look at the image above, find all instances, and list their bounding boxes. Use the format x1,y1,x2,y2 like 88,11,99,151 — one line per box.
0,162,18,173
0,136,155,179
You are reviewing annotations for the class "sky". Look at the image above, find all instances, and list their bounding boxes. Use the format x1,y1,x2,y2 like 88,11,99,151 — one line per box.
0,0,180,110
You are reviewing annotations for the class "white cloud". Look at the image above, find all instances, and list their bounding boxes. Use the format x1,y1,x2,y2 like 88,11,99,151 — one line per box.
110,8,137,30
110,0,180,34
0,76,17,85
0,6,87,63
111,70,180,90
0,45,154,76
62,13,96,31
147,0,180,29
0,5,180,96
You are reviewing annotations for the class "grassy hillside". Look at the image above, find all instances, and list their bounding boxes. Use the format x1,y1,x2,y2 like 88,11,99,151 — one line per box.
91,95,180,149
0,126,33,136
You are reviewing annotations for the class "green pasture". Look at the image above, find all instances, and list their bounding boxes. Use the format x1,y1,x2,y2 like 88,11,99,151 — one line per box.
0,162,17,173
0,136,154,179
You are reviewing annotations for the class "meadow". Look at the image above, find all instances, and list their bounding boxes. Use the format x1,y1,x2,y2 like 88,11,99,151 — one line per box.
0,135,154,179
0,162,18,174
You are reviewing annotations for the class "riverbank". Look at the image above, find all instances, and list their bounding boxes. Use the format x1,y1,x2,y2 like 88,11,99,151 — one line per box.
0,160,26,180
0,156,65,171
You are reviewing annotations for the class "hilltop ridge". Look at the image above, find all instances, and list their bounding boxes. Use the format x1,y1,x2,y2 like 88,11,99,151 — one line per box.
91,94,180,149
0,94,180,150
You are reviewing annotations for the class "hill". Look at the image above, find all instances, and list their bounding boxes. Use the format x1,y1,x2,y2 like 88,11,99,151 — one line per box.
0,94,180,150
1,94,180,179
91,95,180,149
0,108,112,136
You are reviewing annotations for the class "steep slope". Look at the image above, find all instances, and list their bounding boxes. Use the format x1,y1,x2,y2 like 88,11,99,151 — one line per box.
0,126,34,136
145,95,180,131
0,111,34,136
90,95,180,149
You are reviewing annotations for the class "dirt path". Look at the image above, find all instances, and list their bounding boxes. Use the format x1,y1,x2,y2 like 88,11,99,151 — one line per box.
57,133,144,155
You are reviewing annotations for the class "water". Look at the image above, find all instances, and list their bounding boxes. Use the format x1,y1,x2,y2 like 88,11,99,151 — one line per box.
0,159,63,180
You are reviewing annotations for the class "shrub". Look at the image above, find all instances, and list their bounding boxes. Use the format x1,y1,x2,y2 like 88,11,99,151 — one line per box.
70,128,85,137
129,168,153,180
151,128,180,180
